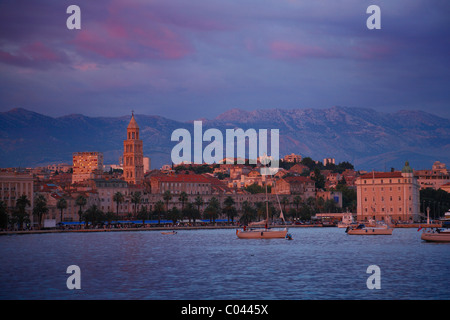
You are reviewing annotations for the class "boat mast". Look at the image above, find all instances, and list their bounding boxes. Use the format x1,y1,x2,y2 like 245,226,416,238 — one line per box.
265,180,269,227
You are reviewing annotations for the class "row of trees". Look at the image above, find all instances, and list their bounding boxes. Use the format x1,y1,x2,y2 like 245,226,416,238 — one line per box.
0,187,355,230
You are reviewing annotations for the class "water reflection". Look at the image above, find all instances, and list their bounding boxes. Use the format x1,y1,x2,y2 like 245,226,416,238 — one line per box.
0,228,449,300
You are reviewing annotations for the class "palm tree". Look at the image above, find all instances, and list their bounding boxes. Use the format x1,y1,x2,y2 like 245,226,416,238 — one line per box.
223,196,237,223
178,191,188,211
255,201,266,221
183,202,199,224
14,195,31,230
137,206,149,225
204,197,220,223
105,211,117,228
163,190,172,212
293,195,302,219
57,197,68,224
280,196,290,215
167,207,180,225
75,195,87,223
240,201,256,225
130,192,142,219
113,192,124,217
154,200,165,225
194,195,204,218
33,194,48,230
83,205,104,228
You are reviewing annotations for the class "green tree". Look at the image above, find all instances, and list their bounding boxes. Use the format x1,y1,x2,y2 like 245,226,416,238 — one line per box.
335,184,357,213
75,195,87,223
163,190,172,212
324,199,338,213
222,196,238,223
13,195,31,230
0,201,7,230
154,200,165,225
194,196,204,216
83,205,104,228
293,195,303,219
33,194,48,229
137,206,149,225
280,196,290,214
312,167,325,190
131,192,142,219
204,197,220,223
167,206,181,225
240,201,256,225
178,191,188,211
56,197,68,223
105,211,117,227
113,192,124,217
183,202,200,224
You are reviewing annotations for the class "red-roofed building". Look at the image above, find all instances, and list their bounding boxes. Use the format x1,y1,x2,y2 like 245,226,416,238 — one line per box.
355,162,420,222
150,174,212,195
272,176,315,199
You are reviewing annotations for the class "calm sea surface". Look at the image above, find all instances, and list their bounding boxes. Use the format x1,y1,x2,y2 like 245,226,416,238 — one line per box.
0,227,449,300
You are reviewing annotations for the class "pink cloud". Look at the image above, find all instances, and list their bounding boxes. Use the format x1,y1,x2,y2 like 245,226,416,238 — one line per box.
0,41,67,68
73,63,98,71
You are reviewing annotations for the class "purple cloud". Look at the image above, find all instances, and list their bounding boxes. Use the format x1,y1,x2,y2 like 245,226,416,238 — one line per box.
0,0,448,120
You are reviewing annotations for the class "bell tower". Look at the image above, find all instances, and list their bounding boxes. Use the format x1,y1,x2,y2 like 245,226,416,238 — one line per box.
123,112,144,185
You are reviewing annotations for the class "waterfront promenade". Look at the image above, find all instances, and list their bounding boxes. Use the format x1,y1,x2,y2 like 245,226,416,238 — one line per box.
0,222,441,236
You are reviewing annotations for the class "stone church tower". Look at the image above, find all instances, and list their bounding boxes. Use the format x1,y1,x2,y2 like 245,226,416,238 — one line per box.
123,112,144,185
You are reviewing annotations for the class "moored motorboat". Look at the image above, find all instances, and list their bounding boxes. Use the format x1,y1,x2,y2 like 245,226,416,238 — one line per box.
345,223,393,235
420,216,450,242
421,228,450,242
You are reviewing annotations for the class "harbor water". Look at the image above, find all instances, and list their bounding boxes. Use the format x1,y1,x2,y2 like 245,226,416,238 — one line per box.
0,227,449,300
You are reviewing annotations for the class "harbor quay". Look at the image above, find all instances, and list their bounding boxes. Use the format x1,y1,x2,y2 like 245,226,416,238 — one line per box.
0,221,442,236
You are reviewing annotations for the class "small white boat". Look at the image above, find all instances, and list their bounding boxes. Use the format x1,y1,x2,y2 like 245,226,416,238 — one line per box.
161,231,177,235
346,223,393,235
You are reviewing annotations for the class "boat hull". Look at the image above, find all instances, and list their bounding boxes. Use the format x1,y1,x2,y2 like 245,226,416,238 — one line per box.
236,228,288,239
421,231,450,242
346,228,392,235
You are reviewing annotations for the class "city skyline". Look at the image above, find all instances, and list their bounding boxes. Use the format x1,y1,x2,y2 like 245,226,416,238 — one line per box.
0,1,449,121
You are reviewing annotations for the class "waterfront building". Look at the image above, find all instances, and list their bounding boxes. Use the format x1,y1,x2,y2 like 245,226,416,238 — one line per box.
93,179,131,216
149,174,212,195
414,161,450,190
72,151,104,184
0,171,34,217
123,113,144,185
355,162,420,222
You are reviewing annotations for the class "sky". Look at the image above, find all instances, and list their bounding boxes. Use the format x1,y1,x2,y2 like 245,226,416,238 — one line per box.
0,0,449,121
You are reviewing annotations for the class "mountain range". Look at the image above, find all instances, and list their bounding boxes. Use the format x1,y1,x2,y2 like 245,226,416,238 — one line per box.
1,106,449,171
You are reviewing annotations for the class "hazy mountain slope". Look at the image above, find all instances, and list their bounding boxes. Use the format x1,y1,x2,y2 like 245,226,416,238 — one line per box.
1,106,449,171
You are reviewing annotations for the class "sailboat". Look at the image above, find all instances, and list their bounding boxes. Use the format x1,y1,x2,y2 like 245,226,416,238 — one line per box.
236,165,288,239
